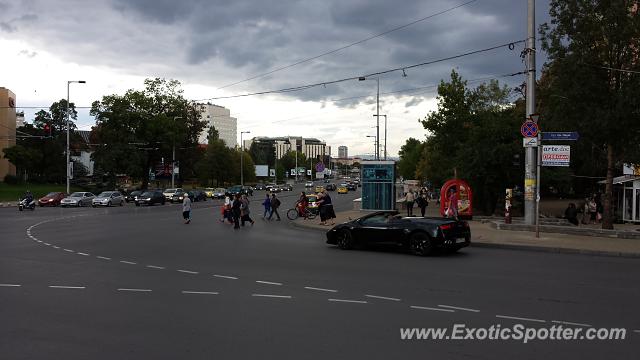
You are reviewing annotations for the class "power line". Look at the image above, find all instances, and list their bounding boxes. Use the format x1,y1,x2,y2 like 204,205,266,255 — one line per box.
215,0,479,90
595,65,640,74
197,39,525,101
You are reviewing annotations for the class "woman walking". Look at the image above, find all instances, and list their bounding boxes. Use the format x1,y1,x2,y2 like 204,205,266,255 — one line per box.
405,190,415,216
240,194,255,226
232,194,242,229
416,193,429,217
182,193,192,224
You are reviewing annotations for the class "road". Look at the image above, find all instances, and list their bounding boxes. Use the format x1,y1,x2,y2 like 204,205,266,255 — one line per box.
1,183,639,359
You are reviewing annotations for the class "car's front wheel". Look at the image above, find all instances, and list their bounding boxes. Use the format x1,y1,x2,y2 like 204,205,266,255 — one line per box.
336,229,354,250
409,232,432,256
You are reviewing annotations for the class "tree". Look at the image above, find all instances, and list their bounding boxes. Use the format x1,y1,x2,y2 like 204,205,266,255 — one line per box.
397,138,424,180
539,0,640,229
278,151,307,179
90,78,207,188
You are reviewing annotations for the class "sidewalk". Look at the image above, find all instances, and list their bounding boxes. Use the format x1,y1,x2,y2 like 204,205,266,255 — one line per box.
292,207,640,258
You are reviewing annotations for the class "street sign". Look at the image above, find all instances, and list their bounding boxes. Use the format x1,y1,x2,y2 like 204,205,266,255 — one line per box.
290,169,296,176
542,145,571,167
523,137,538,147
521,121,538,137
269,169,275,177
528,113,541,123
306,170,312,176
315,162,325,172
541,132,580,141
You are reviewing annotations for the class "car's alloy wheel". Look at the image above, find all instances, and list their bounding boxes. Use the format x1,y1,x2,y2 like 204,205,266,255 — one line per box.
409,232,432,256
337,229,354,250
107,201,111,207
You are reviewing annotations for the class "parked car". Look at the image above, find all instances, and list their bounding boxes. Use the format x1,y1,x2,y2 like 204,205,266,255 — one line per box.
171,190,193,203
226,185,248,197
38,192,66,207
162,188,183,201
326,211,471,255
61,192,95,207
346,182,357,191
305,181,314,188
135,190,166,206
281,184,293,191
212,188,227,199
254,183,266,190
269,185,282,193
242,186,254,196
337,186,348,194
204,188,215,198
190,189,208,202
92,191,125,207
325,183,337,191
125,190,143,203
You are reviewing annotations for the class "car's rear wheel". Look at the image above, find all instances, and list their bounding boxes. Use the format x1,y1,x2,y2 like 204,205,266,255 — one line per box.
119,200,123,206
286,208,298,220
336,229,354,250
107,201,111,207
409,232,432,256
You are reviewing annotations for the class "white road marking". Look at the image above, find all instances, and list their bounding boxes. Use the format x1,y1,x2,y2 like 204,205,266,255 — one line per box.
410,305,455,312
117,288,152,292
213,274,238,280
177,270,199,274
496,315,546,323
77,252,90,256
120,261,137,265
438,305,480,312
256,281,283,286
49,285,85,289
43,242,51,246
96,256,112,260
252,294,292,299
365,294,401,301
633,330,640,333
182,291,219,295
147,265,165,269
329,299,368,304
52,246,60,249
551,320,592,327
304,286,337,293
0,284,21,287
63,249,74,253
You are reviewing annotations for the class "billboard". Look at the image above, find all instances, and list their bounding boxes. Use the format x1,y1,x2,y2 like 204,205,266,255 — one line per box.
542,145,570,167
255,165,269,177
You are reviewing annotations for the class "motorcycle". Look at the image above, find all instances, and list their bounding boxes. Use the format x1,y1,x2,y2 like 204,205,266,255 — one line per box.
18,198,36,211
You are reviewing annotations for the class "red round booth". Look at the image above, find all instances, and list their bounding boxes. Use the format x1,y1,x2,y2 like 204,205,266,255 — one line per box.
440,179,473,220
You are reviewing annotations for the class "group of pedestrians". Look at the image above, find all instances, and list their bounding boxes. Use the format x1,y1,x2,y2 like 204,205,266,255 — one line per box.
564,193,603,226
217,194,256,229
404,187,431,217
261,193,282,221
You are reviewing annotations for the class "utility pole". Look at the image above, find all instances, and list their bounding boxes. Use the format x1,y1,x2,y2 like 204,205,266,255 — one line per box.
171,116,182,188
374,114,387,160
524,0,537,225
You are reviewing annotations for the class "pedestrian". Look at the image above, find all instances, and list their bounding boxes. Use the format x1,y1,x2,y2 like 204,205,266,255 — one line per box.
268,193,281,221
240,194,255,226
581,198,590,224
564,203,579,226
232,194,242,229
588,196,597,224
416,193,429,217
182,193,192,224
261,194,271,220
322,190,335,225
405,189,415,216
445,187,458,220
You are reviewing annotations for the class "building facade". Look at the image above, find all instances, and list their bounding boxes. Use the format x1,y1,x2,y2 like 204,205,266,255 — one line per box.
338,146,348,159
0,87,17,180
197,104,237,148
244,136,331,163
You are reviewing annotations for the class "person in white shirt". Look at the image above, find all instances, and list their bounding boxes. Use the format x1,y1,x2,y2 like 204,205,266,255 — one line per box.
182,194,192,224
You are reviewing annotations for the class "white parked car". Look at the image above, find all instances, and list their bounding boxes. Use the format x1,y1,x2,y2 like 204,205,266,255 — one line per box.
162,188,183,200
92,191,124,207
305,181,314,188
61,192,95,207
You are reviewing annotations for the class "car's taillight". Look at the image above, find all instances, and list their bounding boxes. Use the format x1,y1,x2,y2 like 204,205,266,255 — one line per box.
439,224,454,231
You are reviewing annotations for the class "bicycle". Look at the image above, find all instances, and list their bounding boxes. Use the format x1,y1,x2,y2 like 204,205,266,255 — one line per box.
286,206,317,220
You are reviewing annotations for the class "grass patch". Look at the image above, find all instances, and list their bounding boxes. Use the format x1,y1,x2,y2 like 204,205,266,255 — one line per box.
0,183,83,202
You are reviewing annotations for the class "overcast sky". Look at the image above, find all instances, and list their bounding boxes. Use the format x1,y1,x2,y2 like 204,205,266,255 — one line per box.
0,0,549,157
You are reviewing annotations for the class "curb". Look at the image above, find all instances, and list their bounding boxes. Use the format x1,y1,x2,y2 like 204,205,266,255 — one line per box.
471,241,640,259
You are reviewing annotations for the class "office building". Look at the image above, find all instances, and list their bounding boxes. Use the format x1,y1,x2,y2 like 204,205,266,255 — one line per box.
338,146,348,159
0,87,16,180
198,104,237,148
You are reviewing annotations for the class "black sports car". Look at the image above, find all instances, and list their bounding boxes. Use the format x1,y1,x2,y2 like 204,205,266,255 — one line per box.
326,210,471,255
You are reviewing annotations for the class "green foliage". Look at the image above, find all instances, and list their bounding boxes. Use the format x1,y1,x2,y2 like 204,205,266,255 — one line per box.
279,151,307,174
196,138,232,186
397,138,424,179
249,140,276,167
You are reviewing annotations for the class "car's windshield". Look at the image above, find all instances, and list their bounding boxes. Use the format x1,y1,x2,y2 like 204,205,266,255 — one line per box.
141,192,154,197
98,192,112,197
69,192,83,197
165,189,178,194
45,192,59,197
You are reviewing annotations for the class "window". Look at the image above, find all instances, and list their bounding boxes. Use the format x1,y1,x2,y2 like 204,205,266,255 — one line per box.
361,214,389,226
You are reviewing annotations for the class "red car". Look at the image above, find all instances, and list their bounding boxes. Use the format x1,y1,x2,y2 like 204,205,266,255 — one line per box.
38,192,66,207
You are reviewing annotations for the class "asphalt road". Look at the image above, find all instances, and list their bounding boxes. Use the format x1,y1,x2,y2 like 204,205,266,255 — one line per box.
1,183,639,359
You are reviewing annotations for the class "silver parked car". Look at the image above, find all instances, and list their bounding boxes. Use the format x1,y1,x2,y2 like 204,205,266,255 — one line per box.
92,191,125,207
61,192,96,207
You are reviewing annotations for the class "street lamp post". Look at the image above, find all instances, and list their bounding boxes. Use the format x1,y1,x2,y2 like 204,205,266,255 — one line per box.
373,114,387,160
66,80,86,194
366,135,377,158
172,116,183,188
359,76,380,160
240,131,250,186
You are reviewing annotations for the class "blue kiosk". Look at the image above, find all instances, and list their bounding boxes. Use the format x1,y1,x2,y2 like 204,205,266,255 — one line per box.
361,160,396,211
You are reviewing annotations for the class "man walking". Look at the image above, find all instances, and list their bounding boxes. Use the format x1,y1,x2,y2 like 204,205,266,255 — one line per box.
405,189,415,217
261,194,271,220
268,193,281,221
232,194,242,229
240,194,255,226
182,193,192,224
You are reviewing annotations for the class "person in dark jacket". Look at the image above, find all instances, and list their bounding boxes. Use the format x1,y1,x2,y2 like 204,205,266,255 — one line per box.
565,203,579,226
261,194,271,220
268,193,281,221
416,193,429,217
232,194,242,229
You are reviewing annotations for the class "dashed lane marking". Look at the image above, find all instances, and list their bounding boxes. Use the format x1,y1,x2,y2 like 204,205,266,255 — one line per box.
410,305,455,312
177,270,199,275
77,252,90,256
214,274,238,280
551,320,592,327
52,246,60,249
252,294,292,299
182,291,219,295
120,261,137,265
329,299,368,304
147,265,165,269
633,330,640,333
48,285,86,289
256,281,283,286
117,288,152,292
304,286,337,293
438,305,480,312
97,256,112,260
496,315,546,323
0,284,21,287
63,249,74,253
365,294,401,301
43,242,51,246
